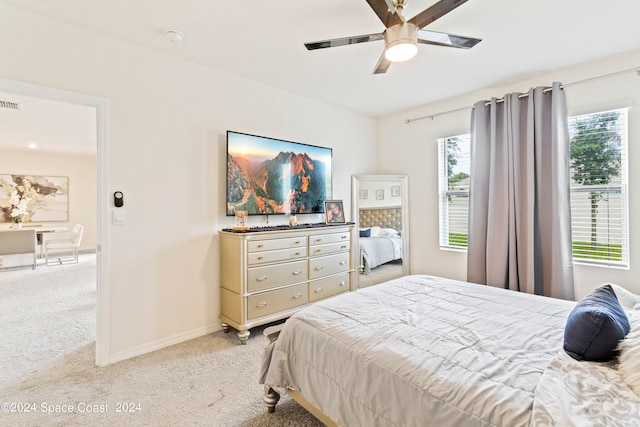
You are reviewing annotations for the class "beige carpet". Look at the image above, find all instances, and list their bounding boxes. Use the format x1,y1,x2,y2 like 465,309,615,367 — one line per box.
358,262,403,288
0,254,322,426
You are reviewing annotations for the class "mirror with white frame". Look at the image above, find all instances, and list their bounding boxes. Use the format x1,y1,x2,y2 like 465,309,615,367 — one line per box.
351,175,409,288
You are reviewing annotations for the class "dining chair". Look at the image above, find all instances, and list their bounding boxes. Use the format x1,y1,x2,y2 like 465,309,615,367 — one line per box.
44,224,84,265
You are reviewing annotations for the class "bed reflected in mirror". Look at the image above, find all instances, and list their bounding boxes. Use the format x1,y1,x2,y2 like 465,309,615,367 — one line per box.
351,175,409,288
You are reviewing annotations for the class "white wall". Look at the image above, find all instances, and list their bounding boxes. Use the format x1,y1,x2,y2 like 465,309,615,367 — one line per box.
0,150,97,251
358,180,402,209
378,48,640,300
0,4,377,362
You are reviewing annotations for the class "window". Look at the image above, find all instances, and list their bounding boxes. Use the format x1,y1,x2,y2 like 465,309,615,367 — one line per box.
437,108,629,266
438,134,470,249
569,108,628,266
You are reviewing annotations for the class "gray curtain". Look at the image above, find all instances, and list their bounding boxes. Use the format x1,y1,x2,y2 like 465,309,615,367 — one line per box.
466,82,575,300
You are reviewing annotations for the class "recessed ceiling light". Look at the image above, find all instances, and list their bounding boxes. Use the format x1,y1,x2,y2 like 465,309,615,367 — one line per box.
164,30,184,43
27,143,38,150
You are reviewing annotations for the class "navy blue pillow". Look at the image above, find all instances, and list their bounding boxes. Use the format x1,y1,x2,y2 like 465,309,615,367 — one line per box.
563,284,630,362
359,228,371,238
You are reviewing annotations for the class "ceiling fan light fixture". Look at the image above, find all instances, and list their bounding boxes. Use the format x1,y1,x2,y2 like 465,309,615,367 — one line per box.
384,23,418,62
303,0,480,74
385,41,418,62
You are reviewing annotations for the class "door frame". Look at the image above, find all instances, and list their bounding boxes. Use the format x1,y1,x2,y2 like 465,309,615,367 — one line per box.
0,77,110,366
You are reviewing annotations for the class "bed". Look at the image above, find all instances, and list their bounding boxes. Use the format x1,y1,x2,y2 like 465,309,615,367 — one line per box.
259,275,640,426
358,207,403,274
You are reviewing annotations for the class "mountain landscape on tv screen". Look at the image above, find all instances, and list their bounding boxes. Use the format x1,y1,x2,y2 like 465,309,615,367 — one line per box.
227,151,327,215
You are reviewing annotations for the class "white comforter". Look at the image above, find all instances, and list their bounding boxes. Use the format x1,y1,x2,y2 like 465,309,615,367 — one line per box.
359,236,402,274
261,275,582,426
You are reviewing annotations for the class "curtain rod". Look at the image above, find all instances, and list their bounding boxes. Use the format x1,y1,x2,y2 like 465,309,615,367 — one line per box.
404,66,640,124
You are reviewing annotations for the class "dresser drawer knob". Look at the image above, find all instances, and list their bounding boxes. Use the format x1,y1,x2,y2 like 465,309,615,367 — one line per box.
295,241,301,245
314,266,323,271
341,245,348,249
315,238,322,242
257,244,264,248
339,261,346,265
339,281,346,286
294,252,301,256
292,293,302,300
314,249,321,253
256,276,268,282
314,287,323,294
256,301,267,309
292,270,302,276
341,235,347,239
257,256,264,260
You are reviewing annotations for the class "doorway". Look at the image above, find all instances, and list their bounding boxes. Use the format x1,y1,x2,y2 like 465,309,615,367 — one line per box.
0,77,109,366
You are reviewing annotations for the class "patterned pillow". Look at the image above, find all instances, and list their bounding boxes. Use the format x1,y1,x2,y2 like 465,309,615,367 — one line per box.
563,284,631,362
618,313,640,397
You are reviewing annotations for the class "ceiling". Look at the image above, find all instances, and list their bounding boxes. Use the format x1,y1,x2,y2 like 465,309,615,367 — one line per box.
0,91,97,156
2,0,640,154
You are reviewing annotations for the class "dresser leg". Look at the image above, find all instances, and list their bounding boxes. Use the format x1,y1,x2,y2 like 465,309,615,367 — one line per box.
221,322,230,333
238,330,250,344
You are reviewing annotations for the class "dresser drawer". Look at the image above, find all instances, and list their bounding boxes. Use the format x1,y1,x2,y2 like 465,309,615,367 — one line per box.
247,260,307,293
309,241,350,257
248,247,307,265
248,237,306,253
309,231,350,246
309,252,350,279
247,284,308,320
308,272,350,302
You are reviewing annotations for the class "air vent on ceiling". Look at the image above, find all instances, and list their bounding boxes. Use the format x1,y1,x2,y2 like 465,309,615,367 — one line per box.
0,100,20,110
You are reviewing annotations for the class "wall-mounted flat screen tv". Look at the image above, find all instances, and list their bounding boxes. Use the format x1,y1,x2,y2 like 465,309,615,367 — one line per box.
226,131,332,216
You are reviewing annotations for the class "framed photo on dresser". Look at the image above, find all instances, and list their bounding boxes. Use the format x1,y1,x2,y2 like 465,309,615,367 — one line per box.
324,200,345,224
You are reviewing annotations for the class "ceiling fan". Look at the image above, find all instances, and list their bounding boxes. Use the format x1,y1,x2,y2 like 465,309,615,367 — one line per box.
304,0,481,74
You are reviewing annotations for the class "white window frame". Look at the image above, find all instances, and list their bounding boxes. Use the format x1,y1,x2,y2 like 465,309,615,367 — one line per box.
438,134,470,251
568,108,629,268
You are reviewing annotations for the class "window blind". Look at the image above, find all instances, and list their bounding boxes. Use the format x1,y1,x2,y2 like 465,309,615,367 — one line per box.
438,134,470,249
568,108,628,266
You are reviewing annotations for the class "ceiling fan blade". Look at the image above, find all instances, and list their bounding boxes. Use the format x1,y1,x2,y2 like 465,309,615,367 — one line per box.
417,30,481,49
365,0,404,28
408,0,470,29
305,33,384,50
373,51,392,74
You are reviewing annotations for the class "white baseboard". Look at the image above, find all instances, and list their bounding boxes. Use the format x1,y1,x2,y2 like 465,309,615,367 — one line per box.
109,323,222,365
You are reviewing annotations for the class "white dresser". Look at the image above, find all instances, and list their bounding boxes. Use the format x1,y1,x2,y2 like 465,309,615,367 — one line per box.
219,224,355,343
